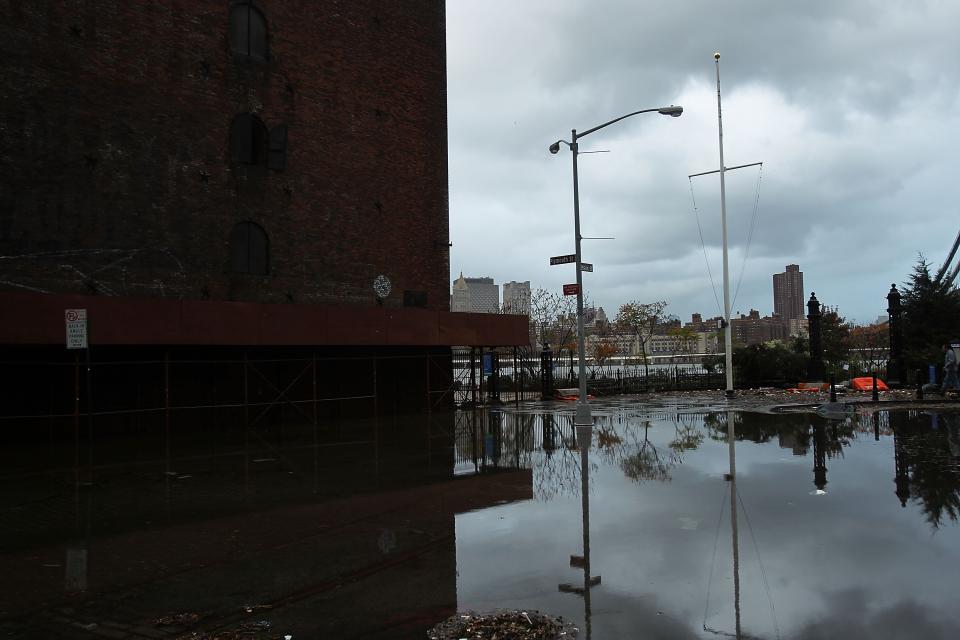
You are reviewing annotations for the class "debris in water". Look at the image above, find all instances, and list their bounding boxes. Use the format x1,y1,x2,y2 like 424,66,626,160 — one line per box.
428,610,577,639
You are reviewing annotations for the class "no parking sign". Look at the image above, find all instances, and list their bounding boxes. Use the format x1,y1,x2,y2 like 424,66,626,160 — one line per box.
65,309,88,349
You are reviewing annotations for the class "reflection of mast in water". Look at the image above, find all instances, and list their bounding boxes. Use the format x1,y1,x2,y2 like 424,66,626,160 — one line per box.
728,410,742,639
705,411,779,640
558,423,599,640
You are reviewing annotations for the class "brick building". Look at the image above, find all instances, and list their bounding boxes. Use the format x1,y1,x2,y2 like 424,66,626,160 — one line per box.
0,1,525,420
773,265,805,327
731,309,786,346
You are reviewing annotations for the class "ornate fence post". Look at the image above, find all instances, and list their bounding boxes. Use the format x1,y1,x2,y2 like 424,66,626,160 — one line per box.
807,292,825,381
886,284,905,386
540,344,554,400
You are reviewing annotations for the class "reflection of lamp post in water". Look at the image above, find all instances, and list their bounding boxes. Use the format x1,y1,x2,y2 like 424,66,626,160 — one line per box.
558,425,598,639
812,422,828,492
893,426,911,507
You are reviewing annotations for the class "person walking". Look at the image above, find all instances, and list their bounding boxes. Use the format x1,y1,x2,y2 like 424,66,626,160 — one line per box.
942,342,959,393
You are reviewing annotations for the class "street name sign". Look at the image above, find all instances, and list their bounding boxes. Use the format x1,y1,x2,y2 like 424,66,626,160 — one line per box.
65,309,88,350
563,284,580,296
550,254,576,265
581,263,593,272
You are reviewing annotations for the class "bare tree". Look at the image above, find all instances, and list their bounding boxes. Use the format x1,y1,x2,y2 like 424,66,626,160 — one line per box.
500,287,579,387
615,300,668,378
529,287,577,351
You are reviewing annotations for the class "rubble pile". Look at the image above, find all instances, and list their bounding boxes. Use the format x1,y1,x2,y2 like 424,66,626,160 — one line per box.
428,610,577,640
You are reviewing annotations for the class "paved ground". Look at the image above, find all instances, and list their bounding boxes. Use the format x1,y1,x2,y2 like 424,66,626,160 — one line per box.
599,386,958,414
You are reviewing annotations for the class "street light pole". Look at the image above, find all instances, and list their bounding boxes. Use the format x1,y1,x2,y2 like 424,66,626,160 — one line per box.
551,105,683,429
569,128,591,428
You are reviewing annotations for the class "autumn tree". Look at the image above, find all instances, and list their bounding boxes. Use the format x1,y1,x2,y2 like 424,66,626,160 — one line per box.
820,306,851,372
848,322,889,376
668,325,697,355
590,339,619,377
615,300,668,377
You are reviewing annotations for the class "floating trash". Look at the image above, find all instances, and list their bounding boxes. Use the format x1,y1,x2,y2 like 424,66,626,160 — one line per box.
427,610,577,639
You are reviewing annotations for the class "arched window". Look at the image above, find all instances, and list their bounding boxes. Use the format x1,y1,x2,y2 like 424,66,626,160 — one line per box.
230,222,269,275
229,2,268,61
229,114,267,165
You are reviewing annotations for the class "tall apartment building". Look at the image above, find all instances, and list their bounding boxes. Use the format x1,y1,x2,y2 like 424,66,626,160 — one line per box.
502,281,531,315
450,274,499,313
773,265,805,322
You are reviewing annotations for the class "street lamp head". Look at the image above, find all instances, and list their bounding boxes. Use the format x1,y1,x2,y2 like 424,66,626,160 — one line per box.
658,105,683,117
549,141,562,154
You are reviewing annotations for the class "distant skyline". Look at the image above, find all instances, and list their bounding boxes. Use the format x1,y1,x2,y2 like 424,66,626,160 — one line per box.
446,1,960,325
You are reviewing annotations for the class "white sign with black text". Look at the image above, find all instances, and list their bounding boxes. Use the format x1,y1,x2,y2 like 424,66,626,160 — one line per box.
65,309,88,350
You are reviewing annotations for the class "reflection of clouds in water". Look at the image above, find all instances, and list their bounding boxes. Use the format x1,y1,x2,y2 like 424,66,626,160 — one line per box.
794,589,956,640
587,590,702,640
458,406,960,638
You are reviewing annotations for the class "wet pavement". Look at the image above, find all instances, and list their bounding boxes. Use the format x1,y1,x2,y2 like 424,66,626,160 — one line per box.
2,392,960,638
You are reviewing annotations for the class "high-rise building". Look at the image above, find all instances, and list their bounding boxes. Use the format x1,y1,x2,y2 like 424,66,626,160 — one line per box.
450,274,499,313
451,273,471,312
502,281,531,315
773,264,805,322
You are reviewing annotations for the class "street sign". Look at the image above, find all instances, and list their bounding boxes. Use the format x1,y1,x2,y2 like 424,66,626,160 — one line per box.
550,254,577,266
581,263,593,272
563,284,580,296
65,309,88,350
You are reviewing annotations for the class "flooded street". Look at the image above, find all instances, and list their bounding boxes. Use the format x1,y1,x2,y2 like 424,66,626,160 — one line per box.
2,399,959,638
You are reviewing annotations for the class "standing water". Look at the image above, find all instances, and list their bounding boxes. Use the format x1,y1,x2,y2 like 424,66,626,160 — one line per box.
454,402,960,639
1,398,959,638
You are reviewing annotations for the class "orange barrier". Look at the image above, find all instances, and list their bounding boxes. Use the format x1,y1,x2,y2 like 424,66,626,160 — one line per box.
554,389,595,401
851,376,888,391
797,382,830,391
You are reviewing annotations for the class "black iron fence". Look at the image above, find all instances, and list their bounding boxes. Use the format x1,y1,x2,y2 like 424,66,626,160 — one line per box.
452,347,726,406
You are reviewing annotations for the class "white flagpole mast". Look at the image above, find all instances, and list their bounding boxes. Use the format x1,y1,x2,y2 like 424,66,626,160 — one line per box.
715,52,735,398
689,54,762,397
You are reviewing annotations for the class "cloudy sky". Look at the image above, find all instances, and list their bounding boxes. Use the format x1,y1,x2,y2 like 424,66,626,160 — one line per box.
446,0,960,325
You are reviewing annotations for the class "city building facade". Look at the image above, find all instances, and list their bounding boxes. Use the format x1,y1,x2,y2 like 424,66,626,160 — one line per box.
0,1,526,419
449,275,499,313
502,281,531,316
731,309,787,346
773,264,805,326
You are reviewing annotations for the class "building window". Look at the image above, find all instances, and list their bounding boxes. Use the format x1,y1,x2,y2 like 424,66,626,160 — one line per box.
229,114,267,165
267,124,287,171
229,1,268,61
403,290,428,308
230,222,269,275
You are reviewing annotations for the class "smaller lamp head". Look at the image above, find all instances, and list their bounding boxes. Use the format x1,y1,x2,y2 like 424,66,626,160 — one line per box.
549,141,561,154
714,52,721,60
658,105,684,117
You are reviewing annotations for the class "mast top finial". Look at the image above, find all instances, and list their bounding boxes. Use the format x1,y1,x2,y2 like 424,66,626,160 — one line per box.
714,52,721,60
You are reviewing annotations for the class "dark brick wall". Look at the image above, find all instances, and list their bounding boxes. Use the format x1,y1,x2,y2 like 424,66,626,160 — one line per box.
0,0,449,309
